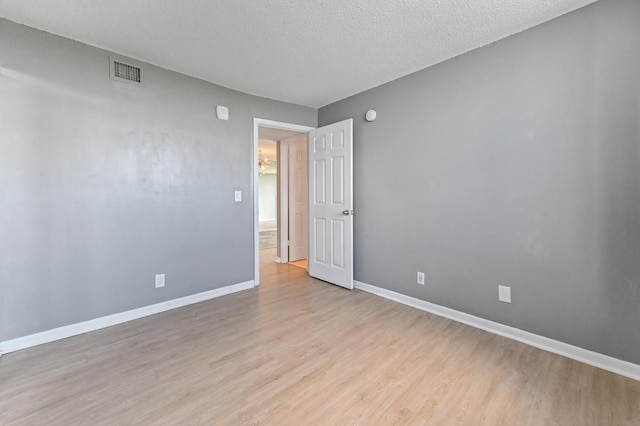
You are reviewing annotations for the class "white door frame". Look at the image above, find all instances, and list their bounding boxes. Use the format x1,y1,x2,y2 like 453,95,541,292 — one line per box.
278,137,290,264
253,118,314,287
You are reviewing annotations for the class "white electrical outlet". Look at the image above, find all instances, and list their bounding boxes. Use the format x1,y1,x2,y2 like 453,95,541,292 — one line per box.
417,271,425,285
498,285,511,303
155,273,165,288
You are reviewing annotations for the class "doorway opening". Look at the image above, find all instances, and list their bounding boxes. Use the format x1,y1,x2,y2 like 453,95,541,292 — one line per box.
253,119,314,286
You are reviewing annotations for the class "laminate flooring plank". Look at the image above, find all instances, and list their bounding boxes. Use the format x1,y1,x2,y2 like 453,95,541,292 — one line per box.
1,251,639,424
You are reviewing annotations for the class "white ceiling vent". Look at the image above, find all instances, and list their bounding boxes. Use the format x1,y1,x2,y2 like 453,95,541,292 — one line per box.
109,56,142,86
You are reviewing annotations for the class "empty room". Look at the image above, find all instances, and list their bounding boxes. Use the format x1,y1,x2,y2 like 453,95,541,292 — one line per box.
1,0,639,424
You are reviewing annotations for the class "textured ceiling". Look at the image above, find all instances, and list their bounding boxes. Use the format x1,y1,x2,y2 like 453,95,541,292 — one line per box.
0,0,597,108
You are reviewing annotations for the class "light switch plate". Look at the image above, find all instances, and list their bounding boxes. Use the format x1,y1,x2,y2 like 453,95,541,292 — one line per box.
498,285,511,303
234,190,242,202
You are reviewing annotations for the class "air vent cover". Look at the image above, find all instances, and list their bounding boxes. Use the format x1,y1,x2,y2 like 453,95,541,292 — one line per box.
109,56,143,86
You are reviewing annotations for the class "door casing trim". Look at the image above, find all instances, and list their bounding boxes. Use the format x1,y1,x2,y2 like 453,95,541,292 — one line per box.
253,118,314,286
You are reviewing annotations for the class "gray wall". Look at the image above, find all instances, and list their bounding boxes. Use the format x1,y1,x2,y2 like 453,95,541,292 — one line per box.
320,0,640,364
0,19,316,341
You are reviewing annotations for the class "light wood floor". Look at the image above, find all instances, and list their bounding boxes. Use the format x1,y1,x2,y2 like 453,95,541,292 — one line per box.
1,252,639,425
290,258,307,270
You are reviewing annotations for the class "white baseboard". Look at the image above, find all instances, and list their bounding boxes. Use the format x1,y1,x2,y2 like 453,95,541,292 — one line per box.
354,281,640,382
275,257,282,263
0,280,255,356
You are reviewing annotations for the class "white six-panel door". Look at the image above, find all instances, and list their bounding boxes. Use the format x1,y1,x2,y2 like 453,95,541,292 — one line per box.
288,135,308,262
308,119,353,289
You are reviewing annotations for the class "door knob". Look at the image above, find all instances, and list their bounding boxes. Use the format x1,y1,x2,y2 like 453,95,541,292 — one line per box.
342,210,354,216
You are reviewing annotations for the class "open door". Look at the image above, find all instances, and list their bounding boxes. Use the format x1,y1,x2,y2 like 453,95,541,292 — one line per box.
287,134,308,262
308,119,354,289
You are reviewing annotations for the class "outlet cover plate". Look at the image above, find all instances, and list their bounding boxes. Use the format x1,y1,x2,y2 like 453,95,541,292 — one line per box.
155,273,165,288
417,272,425,285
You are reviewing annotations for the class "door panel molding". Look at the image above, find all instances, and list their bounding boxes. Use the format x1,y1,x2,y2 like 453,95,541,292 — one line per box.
308,119,354,289
287,134,308,262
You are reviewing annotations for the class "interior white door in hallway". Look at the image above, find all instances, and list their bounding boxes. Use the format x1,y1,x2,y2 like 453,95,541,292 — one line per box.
287,134,308,262
308,119,354,289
